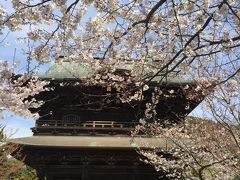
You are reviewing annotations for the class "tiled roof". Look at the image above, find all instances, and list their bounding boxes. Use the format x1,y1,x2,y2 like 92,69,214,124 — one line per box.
40,61,194,85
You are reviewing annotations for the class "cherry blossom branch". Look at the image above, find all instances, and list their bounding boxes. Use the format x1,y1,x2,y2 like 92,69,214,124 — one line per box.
225,1,240,22
143,0,227,83
66,0,80,14
19,0,52,8
103,0,167,58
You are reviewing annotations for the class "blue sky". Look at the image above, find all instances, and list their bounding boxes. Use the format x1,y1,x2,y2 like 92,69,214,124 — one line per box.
0,1,206,138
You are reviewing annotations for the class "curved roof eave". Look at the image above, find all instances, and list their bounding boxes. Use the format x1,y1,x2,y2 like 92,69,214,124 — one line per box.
10,135,185,150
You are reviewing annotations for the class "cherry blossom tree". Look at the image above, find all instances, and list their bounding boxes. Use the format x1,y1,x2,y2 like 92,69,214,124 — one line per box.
0,0,239,178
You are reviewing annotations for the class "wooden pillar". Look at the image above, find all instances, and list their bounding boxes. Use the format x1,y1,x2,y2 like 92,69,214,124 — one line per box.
37,169,45,180
81,166,88,180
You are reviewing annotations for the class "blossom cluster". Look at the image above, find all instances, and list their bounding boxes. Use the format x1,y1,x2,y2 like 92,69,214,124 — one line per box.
0,61,49,119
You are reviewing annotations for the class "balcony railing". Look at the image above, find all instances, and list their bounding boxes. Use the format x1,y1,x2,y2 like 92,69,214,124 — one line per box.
32,120,138,135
